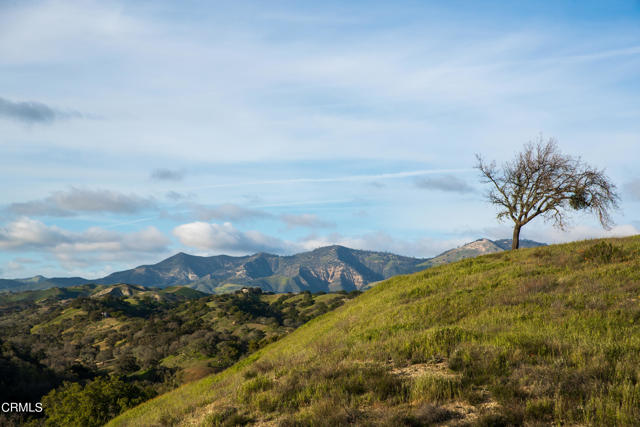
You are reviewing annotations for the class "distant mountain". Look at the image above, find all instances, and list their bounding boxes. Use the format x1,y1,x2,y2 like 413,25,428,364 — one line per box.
418,238,546,268
0,275,90,292
95,245,427,293
492,239,546,251
1,239,546,294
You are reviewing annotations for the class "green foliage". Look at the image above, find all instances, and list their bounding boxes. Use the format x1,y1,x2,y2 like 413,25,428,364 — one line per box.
583,241,626,264
42,377,155,427
0,285,350,425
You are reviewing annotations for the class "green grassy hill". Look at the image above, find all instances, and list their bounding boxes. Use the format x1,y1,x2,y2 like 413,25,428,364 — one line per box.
109,236,640,426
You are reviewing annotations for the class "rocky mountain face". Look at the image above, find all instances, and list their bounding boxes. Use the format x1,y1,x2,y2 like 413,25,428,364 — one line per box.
96,245,427,293
1,239,545,294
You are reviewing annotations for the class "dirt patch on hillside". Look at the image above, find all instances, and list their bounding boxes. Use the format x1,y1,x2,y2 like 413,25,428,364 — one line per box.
392,362,501,425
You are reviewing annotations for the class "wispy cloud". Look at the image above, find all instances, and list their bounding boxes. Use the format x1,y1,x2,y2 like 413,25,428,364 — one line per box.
280,213,334,229
415,175,475,194
192,203,271,222
556,45,640,64
0,96,82,124
151,168,185,181
7,188,156,217
190,169,473,190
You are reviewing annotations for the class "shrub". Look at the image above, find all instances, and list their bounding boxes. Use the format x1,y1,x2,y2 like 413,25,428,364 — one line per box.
583,242,625,264
42,377,155,427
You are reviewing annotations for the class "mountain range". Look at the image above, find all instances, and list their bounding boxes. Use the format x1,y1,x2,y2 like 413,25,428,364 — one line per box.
0,238,544,294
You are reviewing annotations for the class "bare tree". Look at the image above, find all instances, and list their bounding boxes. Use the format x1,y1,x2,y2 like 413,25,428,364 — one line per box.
476,137,619,250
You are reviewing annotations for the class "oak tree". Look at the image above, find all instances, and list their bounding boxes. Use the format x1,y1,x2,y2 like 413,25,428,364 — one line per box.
476,138,619,250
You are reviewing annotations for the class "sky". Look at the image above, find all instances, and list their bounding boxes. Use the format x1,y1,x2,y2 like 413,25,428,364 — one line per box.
1,0,639,279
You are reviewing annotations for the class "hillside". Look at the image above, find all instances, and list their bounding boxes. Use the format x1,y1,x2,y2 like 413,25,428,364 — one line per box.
418,238,545,269
110,236,640,426
0,284,359,426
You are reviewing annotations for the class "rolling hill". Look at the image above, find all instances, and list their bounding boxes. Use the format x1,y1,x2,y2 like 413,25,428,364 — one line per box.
0,283,208,305
0,283,361,426
109,236,640,426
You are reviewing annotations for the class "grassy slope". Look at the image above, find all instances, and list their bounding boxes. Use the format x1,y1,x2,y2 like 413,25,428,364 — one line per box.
109,237,640,426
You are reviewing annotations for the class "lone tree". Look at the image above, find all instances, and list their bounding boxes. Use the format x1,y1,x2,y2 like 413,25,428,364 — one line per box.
476,138,619,250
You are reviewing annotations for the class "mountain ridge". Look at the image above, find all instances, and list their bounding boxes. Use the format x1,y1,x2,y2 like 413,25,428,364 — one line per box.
1,239,544,294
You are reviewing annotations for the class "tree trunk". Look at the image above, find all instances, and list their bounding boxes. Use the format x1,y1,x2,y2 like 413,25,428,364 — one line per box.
512,224,521,250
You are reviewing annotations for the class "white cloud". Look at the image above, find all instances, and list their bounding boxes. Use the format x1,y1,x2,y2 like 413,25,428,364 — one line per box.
0,217,170,269
0,217,68,249
173,221,292,254
173,221,468,258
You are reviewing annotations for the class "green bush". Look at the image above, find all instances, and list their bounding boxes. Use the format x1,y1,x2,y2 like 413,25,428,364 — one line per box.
583,242,625,264
42,377,155,427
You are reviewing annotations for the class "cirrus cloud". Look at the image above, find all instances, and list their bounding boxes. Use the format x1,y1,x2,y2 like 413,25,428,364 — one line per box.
415,175,475,194
193,204,271,222
280,213,334,229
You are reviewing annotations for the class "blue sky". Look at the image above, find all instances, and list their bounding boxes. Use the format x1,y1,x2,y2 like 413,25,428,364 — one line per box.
1,0,639,279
